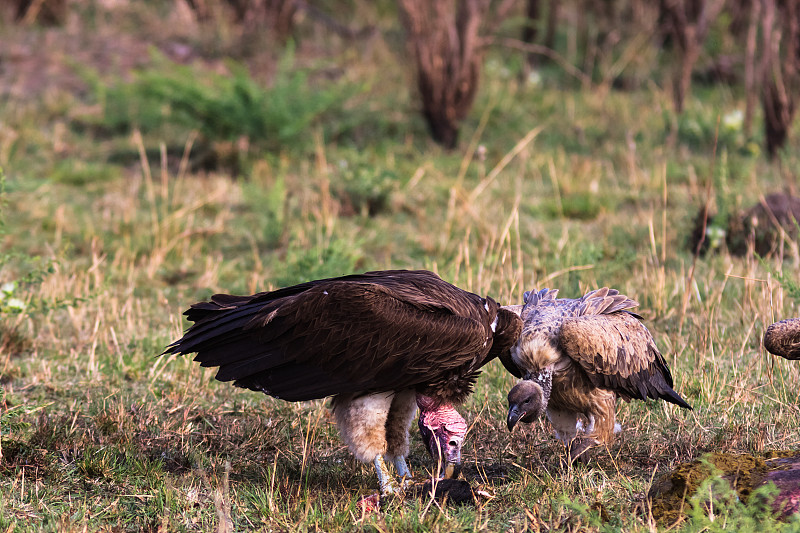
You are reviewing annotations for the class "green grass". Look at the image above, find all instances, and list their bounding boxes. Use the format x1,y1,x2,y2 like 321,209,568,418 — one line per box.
1,1,800,531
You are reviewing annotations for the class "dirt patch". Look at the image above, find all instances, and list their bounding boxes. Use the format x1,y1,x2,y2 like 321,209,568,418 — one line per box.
649,451,800,524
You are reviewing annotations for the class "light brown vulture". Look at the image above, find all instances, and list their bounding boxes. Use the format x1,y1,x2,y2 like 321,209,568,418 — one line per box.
502,287,692,462
163,270,522,494
764,318,800,360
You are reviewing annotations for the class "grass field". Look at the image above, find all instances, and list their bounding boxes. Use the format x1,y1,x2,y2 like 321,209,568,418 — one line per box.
1,2,800,531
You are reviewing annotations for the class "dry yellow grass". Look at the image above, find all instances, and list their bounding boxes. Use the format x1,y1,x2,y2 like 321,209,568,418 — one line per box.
1,1,800,531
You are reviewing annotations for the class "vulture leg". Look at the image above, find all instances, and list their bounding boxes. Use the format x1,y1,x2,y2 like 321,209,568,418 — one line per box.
333,393,396,494
550,393,617,463
568,437,597,464
571,392,617,462
373,455,399,495
385,390,418,487
334,392,419,495
547,408,594,464
392,456,412,483
547,407,579,446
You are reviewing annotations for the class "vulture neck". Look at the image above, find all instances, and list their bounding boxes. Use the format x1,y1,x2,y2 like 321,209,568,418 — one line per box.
416,395,467,432
523,367,553,408
513,335,562,371
417,394,454,414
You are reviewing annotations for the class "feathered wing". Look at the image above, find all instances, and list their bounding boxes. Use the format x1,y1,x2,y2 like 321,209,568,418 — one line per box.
522,288,559,312
164,271,506,402
557,312,692,409
576,287,642,319
496,307,525,378
764,318,800,360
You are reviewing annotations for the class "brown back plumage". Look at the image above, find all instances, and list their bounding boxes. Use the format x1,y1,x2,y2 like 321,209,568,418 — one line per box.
558,312,690,408
164,270,523,405
764,318,800,360
512,287,691,409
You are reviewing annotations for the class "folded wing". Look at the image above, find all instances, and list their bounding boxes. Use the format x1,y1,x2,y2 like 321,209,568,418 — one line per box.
164,271,506,402
558,312,692,409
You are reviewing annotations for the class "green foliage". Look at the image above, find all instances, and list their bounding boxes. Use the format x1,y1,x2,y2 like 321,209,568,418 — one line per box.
275,237,363,287
0,167,5,238
681,474,787,532
49,159,122,186
89,47,356,154
675,104,755,156
760,255,800,302
0,282,26,315
1,387,50,460
332,160,397,217
553,496,607,530
241,174,287,247
0,388,30,437
542,191,612,221
76,446,124,481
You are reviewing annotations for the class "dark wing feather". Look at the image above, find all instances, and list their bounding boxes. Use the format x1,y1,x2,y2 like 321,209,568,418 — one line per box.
557,312,692,409
764,318,800,360
495,308,525,378
164,271,498,402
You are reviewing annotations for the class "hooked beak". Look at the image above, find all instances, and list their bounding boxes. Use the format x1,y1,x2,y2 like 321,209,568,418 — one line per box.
441,437,462,479
507,405,525,431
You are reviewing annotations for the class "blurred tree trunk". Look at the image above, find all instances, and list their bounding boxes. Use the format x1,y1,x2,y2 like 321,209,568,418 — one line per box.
544,0,558,51
659,0,726,113
760,0,800,158
185,0,298,42
522,0,559,68
233,0,297,41
522,0,540,67
398,0,491,148
5,0,66,25
743,0,760,137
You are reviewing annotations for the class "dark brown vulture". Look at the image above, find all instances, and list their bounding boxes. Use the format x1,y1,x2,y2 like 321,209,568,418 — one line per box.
163,270,522,494
502,287,692,463
764,318,800,360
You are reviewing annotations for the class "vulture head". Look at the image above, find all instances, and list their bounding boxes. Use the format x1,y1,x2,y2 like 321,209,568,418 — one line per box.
506,370,552,431
417,395,468,479
507,335,557,431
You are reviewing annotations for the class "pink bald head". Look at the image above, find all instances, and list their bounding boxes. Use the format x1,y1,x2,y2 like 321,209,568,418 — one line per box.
416,395,467,478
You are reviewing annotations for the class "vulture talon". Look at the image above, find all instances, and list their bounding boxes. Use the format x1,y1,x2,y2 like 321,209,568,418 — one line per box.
162,270,523,494
392,455,413,483
374,455,400,496
567,438,596,465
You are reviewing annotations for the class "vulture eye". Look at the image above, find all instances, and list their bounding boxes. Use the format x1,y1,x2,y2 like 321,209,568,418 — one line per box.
448,439,459,447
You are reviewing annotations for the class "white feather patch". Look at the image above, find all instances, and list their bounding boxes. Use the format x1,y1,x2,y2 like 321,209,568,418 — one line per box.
332,393,393,463
484,301,489,312
547,408,579,444
490,315,498,332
